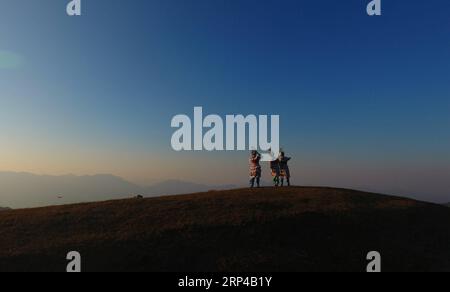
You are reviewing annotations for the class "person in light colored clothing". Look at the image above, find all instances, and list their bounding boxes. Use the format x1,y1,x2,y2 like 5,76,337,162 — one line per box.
249,150,262,188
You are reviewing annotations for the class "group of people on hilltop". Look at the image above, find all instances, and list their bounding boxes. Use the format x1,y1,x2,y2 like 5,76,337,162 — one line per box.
249,150,291,188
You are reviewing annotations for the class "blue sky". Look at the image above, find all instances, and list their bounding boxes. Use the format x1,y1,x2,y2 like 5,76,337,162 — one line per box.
0,0,449,202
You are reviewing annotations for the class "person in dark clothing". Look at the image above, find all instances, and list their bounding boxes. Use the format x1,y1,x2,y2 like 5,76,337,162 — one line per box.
278,152,291,187
270,157,281,187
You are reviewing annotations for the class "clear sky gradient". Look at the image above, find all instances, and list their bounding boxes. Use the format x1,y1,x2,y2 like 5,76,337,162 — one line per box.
0,0,449,202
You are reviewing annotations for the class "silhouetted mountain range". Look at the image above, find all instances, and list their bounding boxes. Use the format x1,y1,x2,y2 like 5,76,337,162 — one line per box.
0,172,235,209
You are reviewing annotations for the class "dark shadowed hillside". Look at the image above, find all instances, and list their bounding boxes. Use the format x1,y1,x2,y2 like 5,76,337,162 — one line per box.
1,187,450,272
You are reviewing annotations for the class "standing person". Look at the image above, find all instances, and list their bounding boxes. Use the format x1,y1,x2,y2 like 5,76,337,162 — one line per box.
279,152,291,187
249,150,262,188
270,157,280,187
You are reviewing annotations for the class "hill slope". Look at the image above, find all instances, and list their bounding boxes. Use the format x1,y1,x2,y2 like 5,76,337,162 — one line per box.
1,187,450,272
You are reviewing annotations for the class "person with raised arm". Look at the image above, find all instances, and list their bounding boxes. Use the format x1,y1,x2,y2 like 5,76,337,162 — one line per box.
278,151,292,187
249,150,262,188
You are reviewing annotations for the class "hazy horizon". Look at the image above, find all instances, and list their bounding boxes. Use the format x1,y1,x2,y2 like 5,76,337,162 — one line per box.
0,170,449,209
0,170,241,209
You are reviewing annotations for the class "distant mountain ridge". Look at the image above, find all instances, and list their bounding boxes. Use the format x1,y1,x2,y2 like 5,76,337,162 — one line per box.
0,207,11,211
0,172,235,209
